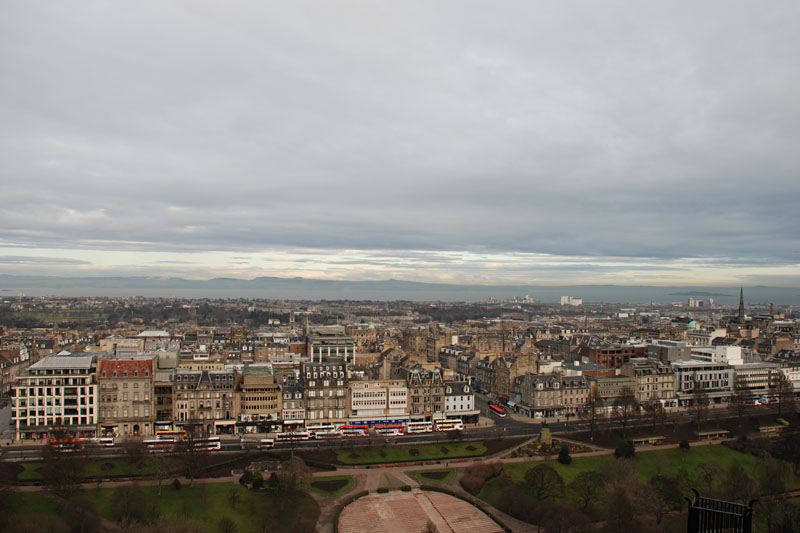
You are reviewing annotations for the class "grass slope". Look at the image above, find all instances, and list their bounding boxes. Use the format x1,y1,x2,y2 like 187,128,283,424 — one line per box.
86,482,319,533
479,444,799,507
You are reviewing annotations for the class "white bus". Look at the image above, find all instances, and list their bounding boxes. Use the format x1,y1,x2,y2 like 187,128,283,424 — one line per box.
91,437,116,447
434,419,464,432
306,424,339,439
259,438,275,449
275,431,310,442
406,421,433,434
144,438,173,453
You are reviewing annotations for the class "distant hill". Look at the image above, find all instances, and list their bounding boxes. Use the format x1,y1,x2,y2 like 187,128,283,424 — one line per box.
0,274,798,304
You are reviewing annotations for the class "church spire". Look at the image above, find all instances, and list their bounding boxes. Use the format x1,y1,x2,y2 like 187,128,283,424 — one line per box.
738,287,745,323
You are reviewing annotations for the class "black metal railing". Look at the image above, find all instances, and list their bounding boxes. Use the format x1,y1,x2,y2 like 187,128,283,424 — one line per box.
686,488,755,533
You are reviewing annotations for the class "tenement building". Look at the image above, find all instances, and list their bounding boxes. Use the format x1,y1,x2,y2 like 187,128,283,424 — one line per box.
301,358,348,424
173,369,237,435
98,356,155,438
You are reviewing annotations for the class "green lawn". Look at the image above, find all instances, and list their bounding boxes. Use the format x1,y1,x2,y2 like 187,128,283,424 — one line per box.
0,493,62,530
309,475,356,497
336,441,487,465
416,468,456,483
18,462,45,480
479,444,799,507
85,481,319,532
18,457,184,481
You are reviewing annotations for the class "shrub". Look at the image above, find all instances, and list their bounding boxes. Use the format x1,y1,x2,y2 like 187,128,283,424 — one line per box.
171,478,182,490
557,445,572,465
401,485,412,492
459,461,503,495
239,471,253,486
679,439,691,452
614,440,636,459
377,487,389,493
251,471,264,490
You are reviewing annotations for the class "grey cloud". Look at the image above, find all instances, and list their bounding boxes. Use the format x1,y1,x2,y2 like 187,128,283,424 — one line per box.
1,1,799,277
0,256,90,265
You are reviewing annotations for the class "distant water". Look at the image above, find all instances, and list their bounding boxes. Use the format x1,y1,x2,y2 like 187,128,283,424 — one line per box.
2,284,799,305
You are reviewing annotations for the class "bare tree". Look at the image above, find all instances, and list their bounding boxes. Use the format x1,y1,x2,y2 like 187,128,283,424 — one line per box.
728,375,750,427
692,385,709,430
523,463,565,502
612,387,639,438
580,389,604,442
146,452,174,496
643,399,665,431
41,423,88,497
774,371,795,417
176,420,210,486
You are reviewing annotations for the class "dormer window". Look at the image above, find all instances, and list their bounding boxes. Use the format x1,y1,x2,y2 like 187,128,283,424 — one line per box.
134,370,138,377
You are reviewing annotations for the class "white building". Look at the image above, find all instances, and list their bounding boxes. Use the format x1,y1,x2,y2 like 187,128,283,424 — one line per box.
444,381,479,420
347,379,408,424
691,346,743,366
12,352,100,441
560,296,583,306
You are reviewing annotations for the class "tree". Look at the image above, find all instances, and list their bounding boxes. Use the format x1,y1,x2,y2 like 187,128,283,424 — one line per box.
650,474,683,524
218,516,237,533
580,389,604,442
41,424,89,497
642,399,665,431
176,421,210,485
722,460,757,504
729,375,750,427
122,436,147,464
612,387,639,438
558,444,572,465
568,470,606,511
523,463,565,502
614,440,635,459
774,371,795,417
146,452,174,496
110,485,153,525
691,385,709,430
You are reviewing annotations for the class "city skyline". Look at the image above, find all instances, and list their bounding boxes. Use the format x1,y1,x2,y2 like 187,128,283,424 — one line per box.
2,2,800,286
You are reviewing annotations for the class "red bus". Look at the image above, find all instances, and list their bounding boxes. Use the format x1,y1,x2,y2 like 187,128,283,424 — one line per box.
339,425,369,436
374,424,404,436
489,404,507,418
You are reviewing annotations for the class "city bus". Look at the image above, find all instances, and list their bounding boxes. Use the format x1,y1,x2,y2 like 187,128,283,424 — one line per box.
275,430,310,442
374,424,404,436
488,404,507,418
306,424,339,439
156,429,187,441
259,438,275,449
339,425,369,437
48,438,86,451
90,437,116,447
144,438,174,453
192,436,221,451
405,421,433,434
434,419,464,432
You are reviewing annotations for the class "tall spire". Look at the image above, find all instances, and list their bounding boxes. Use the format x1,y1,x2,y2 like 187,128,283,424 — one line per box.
738,287,745,323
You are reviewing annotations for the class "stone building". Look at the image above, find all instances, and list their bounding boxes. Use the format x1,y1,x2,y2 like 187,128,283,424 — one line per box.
235,366,282,433
98,357,155,438
301,358,348,424
173,369,237,435
403,365,445,421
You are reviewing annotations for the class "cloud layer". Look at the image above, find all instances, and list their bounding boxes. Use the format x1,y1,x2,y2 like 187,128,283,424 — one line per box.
1,2,799,284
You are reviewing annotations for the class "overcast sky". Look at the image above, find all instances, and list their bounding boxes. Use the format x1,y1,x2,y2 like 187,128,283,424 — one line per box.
2,1,799,286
